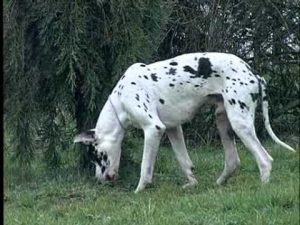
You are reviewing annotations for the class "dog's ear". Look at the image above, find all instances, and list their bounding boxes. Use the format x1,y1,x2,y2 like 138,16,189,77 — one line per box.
74,129,95,145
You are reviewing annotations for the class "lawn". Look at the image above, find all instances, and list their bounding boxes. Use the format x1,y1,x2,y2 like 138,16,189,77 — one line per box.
4,142,299,225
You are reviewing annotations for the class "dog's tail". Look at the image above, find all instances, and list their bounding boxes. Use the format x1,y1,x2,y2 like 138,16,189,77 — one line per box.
260,77,295,152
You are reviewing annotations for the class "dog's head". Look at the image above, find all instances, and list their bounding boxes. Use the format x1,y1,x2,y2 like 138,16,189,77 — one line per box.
74,129,120,183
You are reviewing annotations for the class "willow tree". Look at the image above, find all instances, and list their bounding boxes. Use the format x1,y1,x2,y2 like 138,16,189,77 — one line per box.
4,0,173,167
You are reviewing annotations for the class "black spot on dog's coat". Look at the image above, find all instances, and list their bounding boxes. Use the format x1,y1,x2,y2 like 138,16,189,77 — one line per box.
168,68,177,75
197,58,213,79
250,80,255,84
131,82,136,85
135,94,140,101
184,66,196,75
169,83,175,87
140,64,146,67
183,58,213,79
170,62,178,66
151,73,158,82
155,125,161,130
144,75,149,80
159,99,165,104
228,98,236,105
238,100,249,110
143,103,148,111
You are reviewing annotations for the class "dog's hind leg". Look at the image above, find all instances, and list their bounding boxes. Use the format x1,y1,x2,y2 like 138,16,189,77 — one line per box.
225,105,273,183
215,102,240,185
167,126,198,189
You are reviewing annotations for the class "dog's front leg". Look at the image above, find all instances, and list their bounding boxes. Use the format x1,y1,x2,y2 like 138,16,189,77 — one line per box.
135,125,165,193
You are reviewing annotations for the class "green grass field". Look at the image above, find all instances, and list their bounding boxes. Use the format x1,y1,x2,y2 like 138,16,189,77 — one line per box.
4,142,299,225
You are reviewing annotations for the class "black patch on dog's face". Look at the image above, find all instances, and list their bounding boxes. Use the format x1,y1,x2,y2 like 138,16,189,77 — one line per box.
87,146,109,174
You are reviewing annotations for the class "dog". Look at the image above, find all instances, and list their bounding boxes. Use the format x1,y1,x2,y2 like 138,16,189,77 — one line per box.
74,52,295,193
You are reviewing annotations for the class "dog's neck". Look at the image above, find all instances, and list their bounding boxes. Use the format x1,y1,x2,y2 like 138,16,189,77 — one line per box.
94,99,125,174
95,99,125,144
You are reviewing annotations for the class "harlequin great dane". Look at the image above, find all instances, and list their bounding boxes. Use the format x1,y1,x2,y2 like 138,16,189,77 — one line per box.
74,52,295,193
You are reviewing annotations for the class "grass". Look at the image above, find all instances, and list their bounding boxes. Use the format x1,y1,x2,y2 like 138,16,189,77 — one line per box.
4,141,299,225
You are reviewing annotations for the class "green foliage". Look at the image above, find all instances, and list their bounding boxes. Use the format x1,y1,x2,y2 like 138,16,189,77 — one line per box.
4,0,174,167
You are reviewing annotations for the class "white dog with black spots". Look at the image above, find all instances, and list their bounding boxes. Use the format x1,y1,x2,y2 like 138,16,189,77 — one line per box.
74,52,295,193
